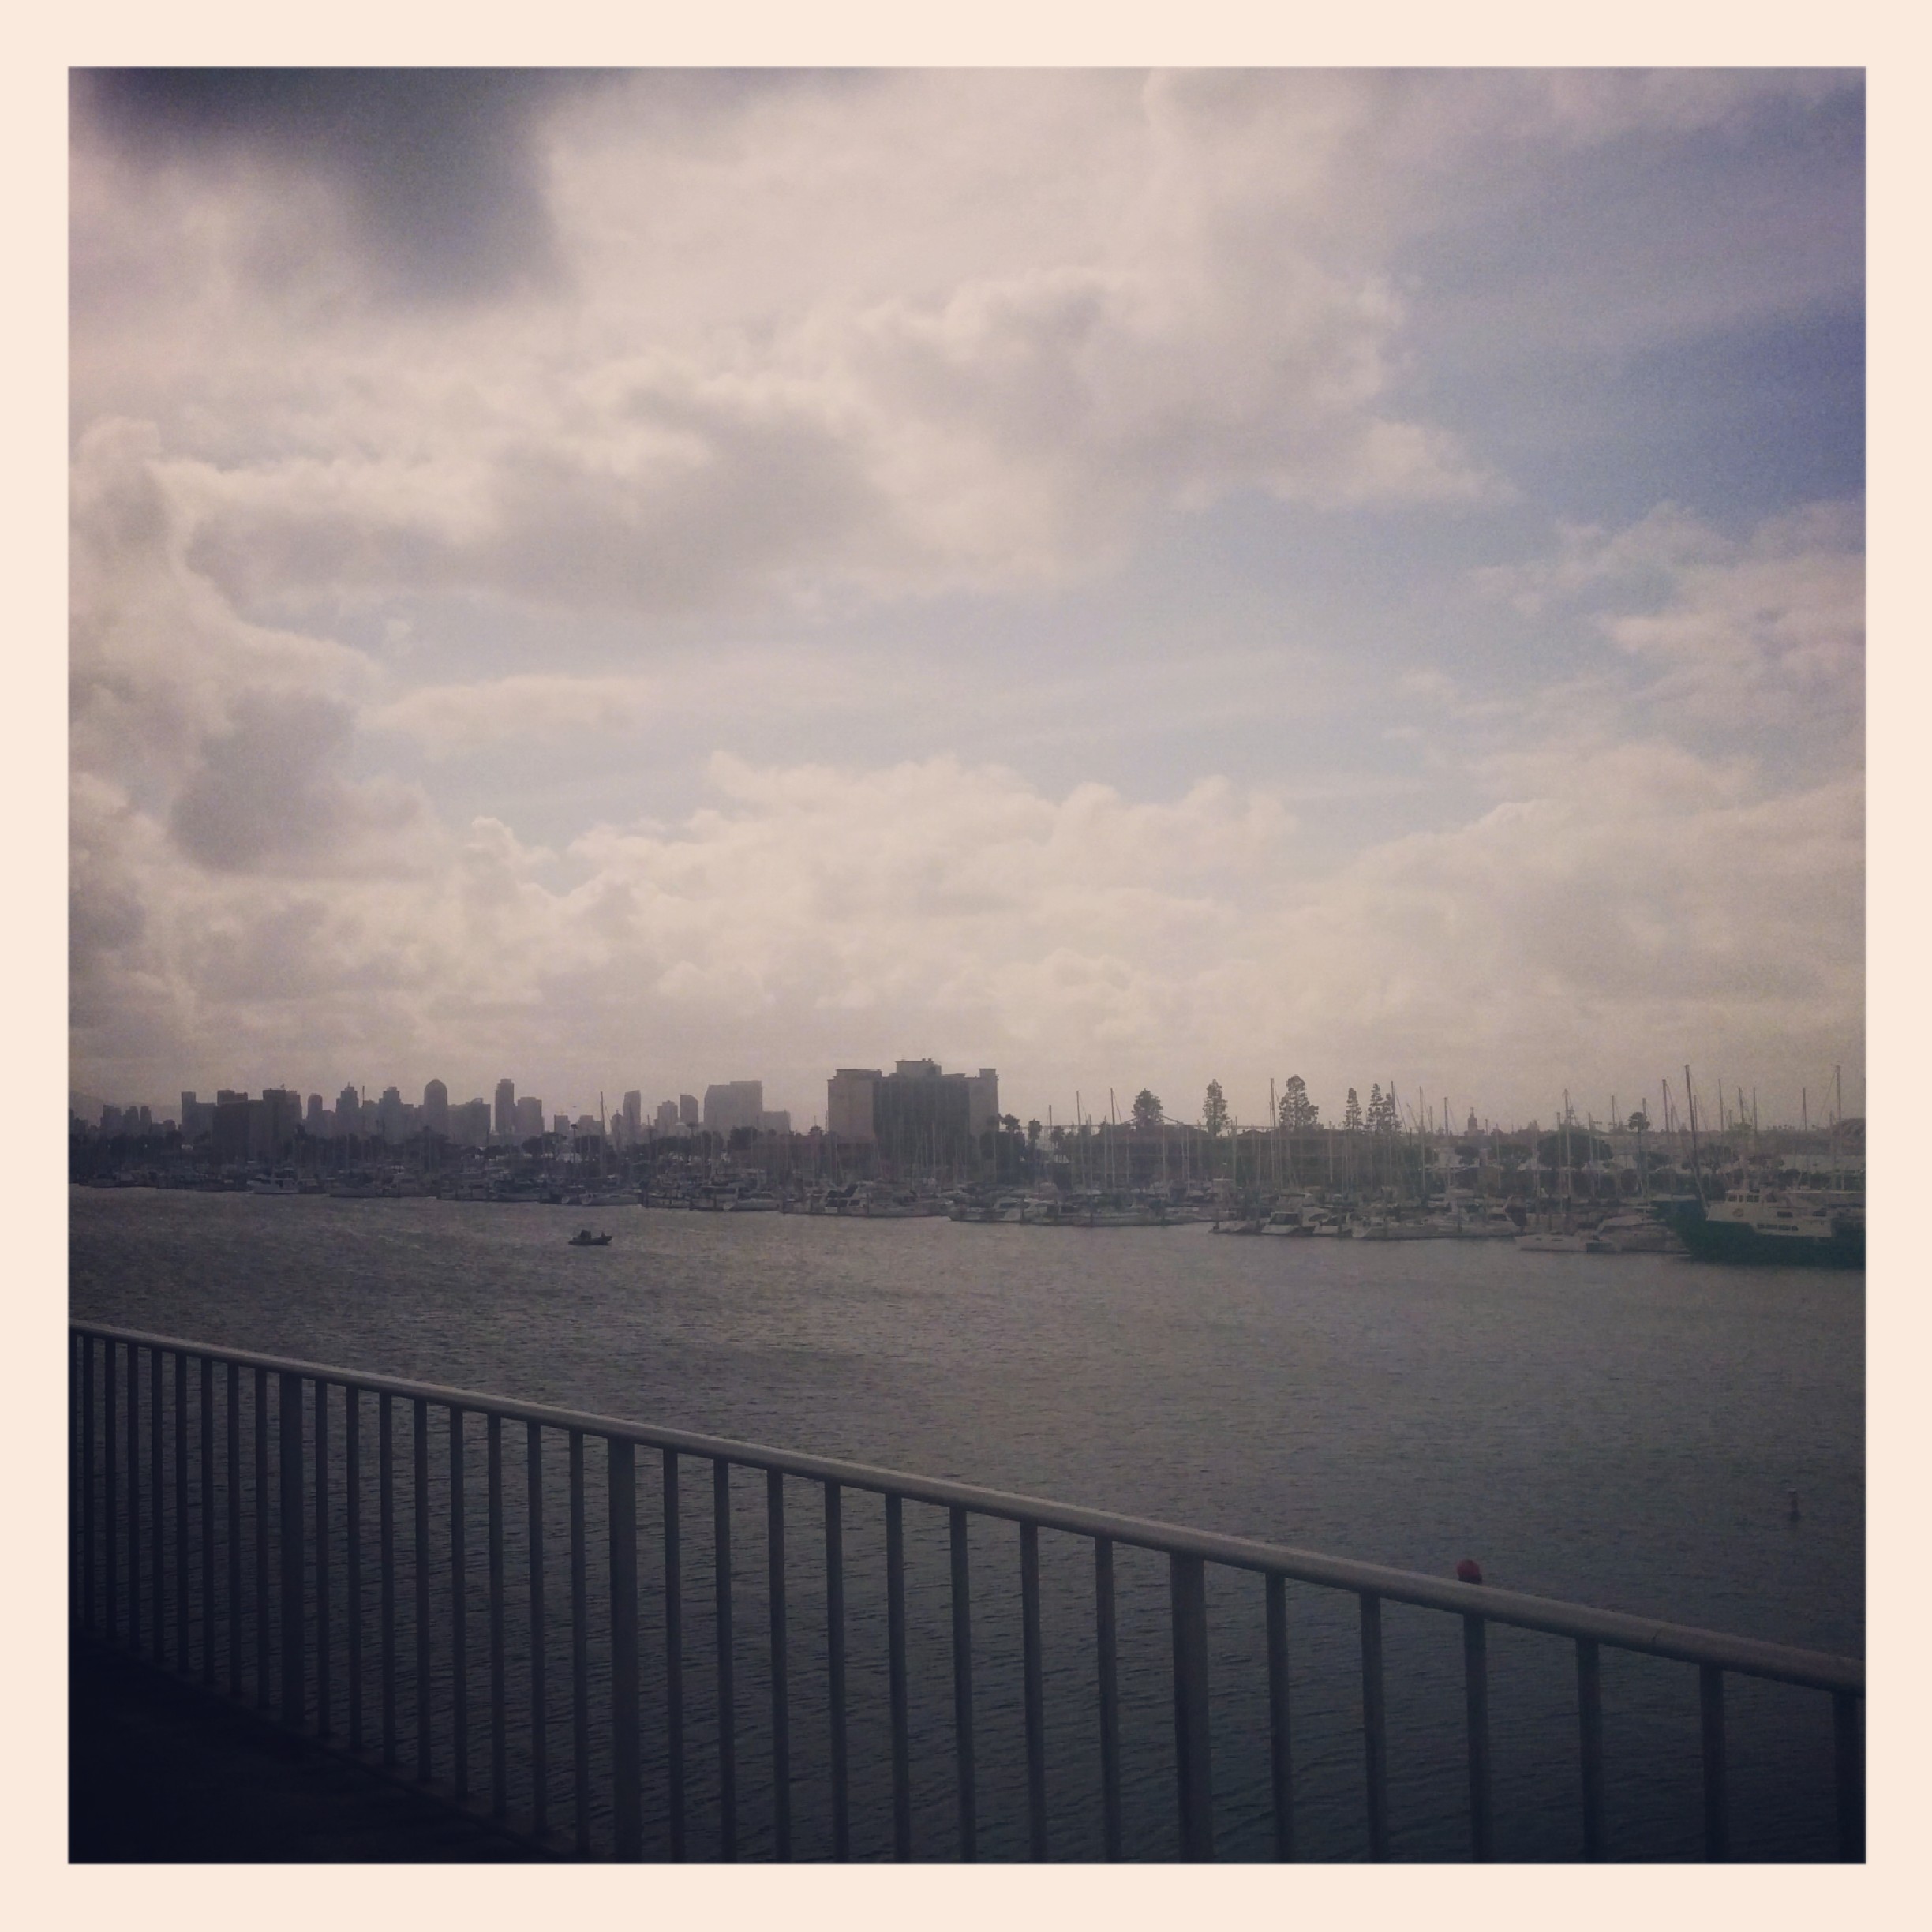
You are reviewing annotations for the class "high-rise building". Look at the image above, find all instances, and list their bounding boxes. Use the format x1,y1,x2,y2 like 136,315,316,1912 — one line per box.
513,1095,545,1141
655,1099,681,1133
703,1081,765,1135
261,1088,302,1158
827,1069,882,1140
337,1084,361,1136
423,1080,449,1138
761,1110,792,1135
212,1095,253,1164
495,1078,516,1139
623,1091,642,1133
966,1068,1001,1136
378,1086,406,1144
305,1093,327,1136
869,1060,997,1171
449,1098,492,1147
679,1094,699,1128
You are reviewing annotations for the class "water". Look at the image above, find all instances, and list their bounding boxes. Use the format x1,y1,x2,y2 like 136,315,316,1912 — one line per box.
69,1190,1863,1861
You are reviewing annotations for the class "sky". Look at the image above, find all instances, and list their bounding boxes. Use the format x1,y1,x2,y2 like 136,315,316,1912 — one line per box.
67,67,1866,1134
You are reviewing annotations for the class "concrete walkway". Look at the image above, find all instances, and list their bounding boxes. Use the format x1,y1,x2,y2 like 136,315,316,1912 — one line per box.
70,1636,557,1862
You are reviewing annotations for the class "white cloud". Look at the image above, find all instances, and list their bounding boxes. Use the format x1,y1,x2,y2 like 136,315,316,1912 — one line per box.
1474,501,1864,730
373,674,658,754
71,746,1859,1130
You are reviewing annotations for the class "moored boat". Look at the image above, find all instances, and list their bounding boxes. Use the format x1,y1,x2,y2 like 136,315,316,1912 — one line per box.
1665,1191,1863,1268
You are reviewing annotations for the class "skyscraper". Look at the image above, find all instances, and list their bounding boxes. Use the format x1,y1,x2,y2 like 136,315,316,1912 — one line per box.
423,1079,449,1138
337,1084,361,1136
703,1081,764,1134
495,1078,516,1140
623,1090,642,1133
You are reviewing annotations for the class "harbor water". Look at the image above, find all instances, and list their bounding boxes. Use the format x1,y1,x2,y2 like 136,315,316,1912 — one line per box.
69,1190,1864,1861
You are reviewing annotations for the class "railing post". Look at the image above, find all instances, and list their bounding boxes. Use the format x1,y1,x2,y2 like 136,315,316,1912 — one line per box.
279,1371,304,1728
608,1436,641,1860
1360,1592,1388,1861
346,1386,361,1751
1463,1612,1492,1862
315,1380,329,1735
527,1422,547,1843
253,1367,268,1709
104,1341,118,1642
950,1506,977,1860
1699,1664,1728,1860
126,1345,138,1657
1834,1690,1863,1861
1095,1537,1122,1862
81,1335,96,1632
570,1429,590,1856
451,1407,467,1804
488,1413,506,1819
1576,1637,1604,1859
1020,1519,1047,1860
665,1450,686,1861
886,1492,911,1861
70,1335,80,1623
1266,1573,1293,1861
1170,1552,1214,1861
174,1351,189,1672
199,1356,214,1685
768,1469,792,1859
713,1458,736,1861
414,1398,430,1784
825,1480,848,1861
379,1391,396,1767
227,1361,241,1698
150,1346,162,1663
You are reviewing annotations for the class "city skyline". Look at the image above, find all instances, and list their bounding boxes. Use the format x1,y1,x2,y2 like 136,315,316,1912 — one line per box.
69,70,1864,1131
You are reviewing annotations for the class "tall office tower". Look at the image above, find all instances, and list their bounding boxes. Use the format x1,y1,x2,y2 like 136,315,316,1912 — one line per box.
514,1095,545,1140
305,1094,327,1136
377,1086,406,1143
260,1089,303,1158
702,1081,765,1134
827,1069,882,1140
623,1090,642,1133
495,1078,516,1139
966,1068,1001,1136
337,1084,361,1135
656,1099,680,1133
423,1079,449,1138
679,1094,699,1127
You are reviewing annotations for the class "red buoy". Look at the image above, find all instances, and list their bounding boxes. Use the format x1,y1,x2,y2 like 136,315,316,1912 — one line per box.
1456,1558,1484,1585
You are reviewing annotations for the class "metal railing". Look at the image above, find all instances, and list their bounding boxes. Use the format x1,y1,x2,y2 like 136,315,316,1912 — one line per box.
69,1321,1864,1861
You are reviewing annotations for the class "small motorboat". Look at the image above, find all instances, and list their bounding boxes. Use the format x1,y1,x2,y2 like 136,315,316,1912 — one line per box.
567,1228,613,1247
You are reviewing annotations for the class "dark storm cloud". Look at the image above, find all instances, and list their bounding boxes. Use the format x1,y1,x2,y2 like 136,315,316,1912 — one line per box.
170,691,427,874
74,68,613,302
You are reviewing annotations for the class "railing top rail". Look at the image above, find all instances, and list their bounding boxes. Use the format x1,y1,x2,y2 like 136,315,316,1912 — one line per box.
70,1319,1865,1697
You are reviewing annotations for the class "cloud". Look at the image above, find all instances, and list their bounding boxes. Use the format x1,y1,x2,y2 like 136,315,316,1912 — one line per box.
72,69,1515,627
372,674,657,754
73,69,611,304
168,691,432,875
69,747,1860,1129
1474,500,1863,728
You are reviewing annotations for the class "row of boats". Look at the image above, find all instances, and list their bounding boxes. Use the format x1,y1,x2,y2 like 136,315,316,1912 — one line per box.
110,1166,1864,1267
